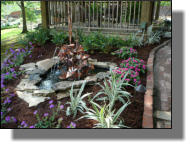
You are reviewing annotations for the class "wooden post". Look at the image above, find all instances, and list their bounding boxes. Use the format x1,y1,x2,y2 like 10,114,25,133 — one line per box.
41,1,49,29
155,1,160,20
68,1,72,44
140,1,154,27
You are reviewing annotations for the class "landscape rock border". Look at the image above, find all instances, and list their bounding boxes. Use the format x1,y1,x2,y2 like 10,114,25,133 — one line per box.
142,39,171,128
15,58,116,107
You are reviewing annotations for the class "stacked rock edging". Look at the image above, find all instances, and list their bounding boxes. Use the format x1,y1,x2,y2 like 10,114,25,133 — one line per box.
15,57,116,107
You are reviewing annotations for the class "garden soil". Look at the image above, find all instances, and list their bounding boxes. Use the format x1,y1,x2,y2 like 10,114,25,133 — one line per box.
1,38,168,128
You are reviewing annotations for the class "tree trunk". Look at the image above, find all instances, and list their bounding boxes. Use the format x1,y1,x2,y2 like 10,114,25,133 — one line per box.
20,1,28,33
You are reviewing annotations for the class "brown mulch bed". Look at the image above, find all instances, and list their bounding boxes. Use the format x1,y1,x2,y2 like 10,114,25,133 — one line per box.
1,38,168,129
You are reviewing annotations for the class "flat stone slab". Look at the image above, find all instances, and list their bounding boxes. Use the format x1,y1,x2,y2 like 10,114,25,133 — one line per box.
56,89,79,100
16,91,50,107
26,69,46,75
89,59,117,69
33,89,55,96
154,110,171,121
16,79,39,91
53,80,86,91
36,57,59,72
19,63,36,71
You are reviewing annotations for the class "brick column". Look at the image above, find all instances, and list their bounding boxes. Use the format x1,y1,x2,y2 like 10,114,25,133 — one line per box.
140,1,154,26
41,1,49,29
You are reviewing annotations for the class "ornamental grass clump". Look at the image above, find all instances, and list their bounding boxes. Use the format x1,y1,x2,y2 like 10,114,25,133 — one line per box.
93,70,132,111
79,101,130,128
66,81,92,118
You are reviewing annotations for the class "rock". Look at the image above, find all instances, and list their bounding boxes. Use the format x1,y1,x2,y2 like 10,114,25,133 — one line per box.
163,32,171,38
88,58,98,63
84,75,97,83
53,80,86,91
29,74,42,82
15,79,39,91
26,69,46,75
96,71,110,81
135,84,146,93
89,61,117,69
57,89,79,100
16,91,49,107
19,63,36,71
33,89,55,96
36,57,59,72
154,110,171,121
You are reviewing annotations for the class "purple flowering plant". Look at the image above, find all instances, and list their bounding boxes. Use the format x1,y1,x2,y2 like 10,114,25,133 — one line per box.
32,101,64,128
67,122,77,128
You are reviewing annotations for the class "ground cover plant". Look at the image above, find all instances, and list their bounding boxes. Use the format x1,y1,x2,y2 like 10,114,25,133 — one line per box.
1,27,169,128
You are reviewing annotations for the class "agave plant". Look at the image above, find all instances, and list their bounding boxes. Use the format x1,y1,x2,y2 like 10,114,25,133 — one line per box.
93,69,132,111
66,81,92,118
79,101,130,128
127,32,145,47
146,31,161,45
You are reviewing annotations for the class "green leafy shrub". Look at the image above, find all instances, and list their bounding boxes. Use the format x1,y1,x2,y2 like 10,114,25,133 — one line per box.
74,29,85,44
103,36,126,53
19,28,50,46
82,32,126,54
34,28,50,46
50,30,68,47
82,31,106,54
112,47,138,59
79,101,130,128
66,81,92,118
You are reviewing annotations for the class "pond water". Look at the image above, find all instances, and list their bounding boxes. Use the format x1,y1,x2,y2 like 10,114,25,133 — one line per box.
37,64,109,90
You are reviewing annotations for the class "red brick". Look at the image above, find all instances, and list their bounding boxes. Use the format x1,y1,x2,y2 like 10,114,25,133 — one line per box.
144,95,153,106
145,89,153,96
142,115,153,128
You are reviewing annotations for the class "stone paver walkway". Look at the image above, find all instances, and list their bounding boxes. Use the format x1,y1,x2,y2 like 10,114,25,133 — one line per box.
153,41,171,128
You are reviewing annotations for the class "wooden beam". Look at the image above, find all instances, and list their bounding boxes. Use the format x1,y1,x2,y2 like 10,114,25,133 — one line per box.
155,1,161,20
41,1,49,29
140,1,154,26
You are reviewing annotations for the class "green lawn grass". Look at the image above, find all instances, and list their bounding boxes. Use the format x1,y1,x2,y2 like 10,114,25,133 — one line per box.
1,28,25,63
1,28,22,40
